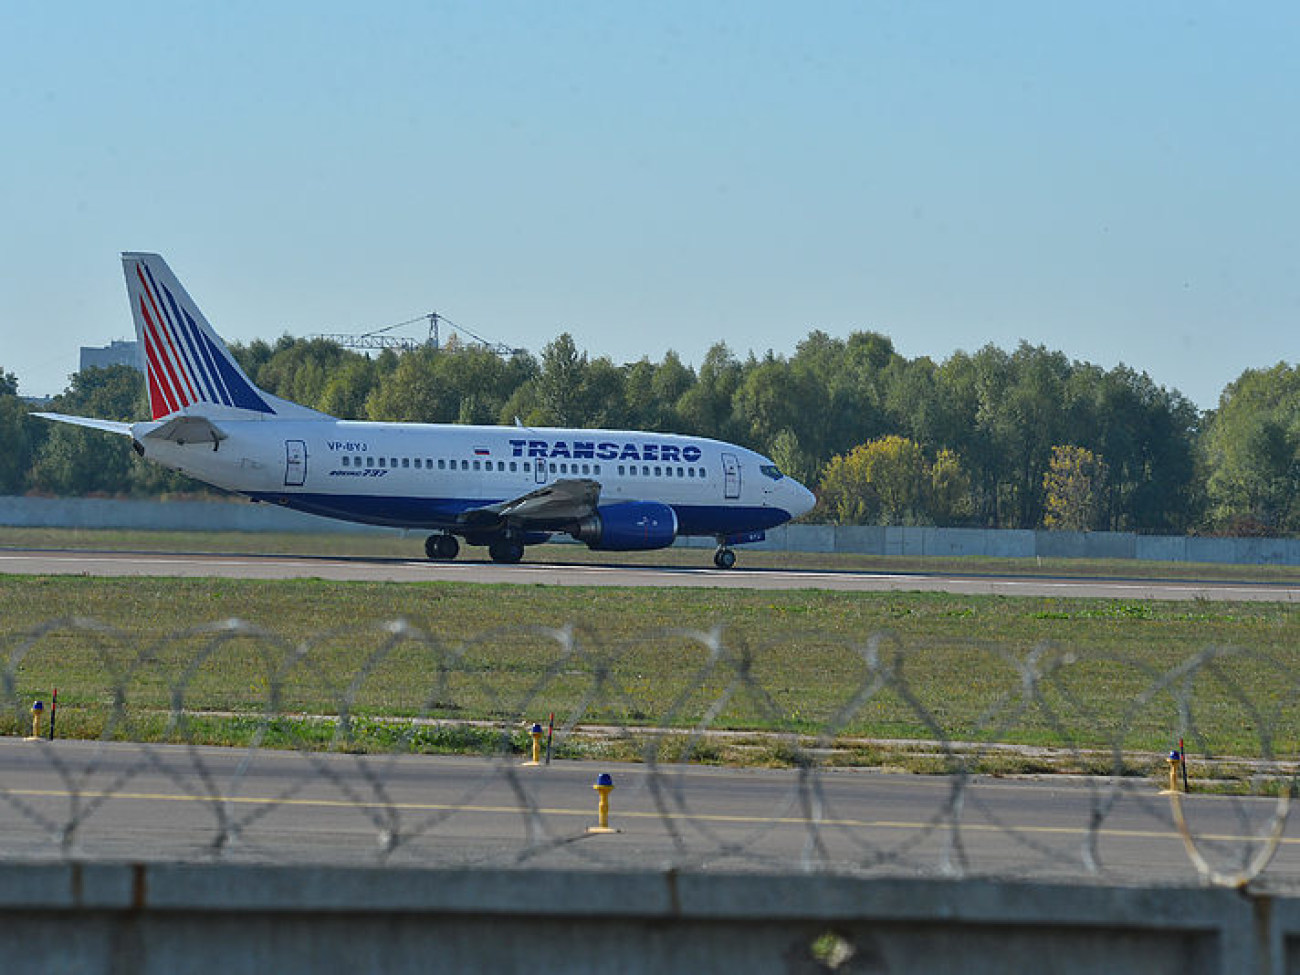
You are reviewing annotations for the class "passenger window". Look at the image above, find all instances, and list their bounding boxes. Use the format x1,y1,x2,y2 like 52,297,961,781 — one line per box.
379,457,387,468
654,466,662,477
524,461,531,472
581,464,590,474
342,456,350,467
473,460,480,471
438,459,446,470
594,464,601,475
366,457,374,467
642,465,650,476
617,465,625,475
550,462,557,474
402,458,410,468
677,467,684,478
510,461,517,472
461,460,469,470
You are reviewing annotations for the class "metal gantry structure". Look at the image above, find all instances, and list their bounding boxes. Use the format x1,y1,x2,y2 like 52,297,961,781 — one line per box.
311,312,526,357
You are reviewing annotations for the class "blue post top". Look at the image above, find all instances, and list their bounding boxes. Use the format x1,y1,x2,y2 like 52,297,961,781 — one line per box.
531,723,543,734
596,772,613,787
31,701,44,712
1168,750,1180,761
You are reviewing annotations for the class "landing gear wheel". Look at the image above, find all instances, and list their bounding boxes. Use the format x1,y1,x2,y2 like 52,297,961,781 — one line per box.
488,538,525,564
425,534,460,561
713,547,736,570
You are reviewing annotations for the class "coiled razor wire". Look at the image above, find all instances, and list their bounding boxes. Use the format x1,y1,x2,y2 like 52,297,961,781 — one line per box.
2,617,1298,887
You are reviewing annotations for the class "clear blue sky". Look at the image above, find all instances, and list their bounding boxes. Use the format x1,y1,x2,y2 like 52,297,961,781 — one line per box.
3,1,1297,410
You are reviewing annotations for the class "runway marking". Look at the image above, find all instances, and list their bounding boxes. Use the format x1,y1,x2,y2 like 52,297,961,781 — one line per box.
3,787,1289,846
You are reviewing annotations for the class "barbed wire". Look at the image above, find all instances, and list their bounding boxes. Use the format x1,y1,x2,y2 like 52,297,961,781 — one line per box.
3,617,1299,887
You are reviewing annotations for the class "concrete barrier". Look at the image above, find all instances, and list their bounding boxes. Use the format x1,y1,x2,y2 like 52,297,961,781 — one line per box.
2,496,1299,565
0,495,398,535
1138,535,1190,562
0,863,1289,974
1036,529,1139,560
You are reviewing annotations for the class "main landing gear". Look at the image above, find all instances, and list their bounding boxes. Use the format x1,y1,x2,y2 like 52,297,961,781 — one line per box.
425,533,460,561
713,546,737,570
425,532,525,564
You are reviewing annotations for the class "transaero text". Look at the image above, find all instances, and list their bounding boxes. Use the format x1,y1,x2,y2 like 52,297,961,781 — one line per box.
508,439,703,463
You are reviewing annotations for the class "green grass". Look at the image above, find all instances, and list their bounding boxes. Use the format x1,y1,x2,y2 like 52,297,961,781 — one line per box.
1,574,1297,788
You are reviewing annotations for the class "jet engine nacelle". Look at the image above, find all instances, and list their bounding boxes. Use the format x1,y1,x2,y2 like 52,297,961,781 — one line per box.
571,501,678,551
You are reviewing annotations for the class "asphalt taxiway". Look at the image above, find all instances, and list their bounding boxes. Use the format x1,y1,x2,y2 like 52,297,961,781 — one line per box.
2,737,1298,886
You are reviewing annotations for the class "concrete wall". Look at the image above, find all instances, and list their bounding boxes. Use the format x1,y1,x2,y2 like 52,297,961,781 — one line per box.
0,863,1292,974
0,495,398,535
750,522,1300,564
3,495,1300,565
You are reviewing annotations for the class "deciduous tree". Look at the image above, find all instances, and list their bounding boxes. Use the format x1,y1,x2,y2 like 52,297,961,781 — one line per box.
1203,363,1300,533
1042,445,1109,531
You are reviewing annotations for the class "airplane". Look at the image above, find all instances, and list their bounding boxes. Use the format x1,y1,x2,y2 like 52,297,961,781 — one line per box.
36,253,816,568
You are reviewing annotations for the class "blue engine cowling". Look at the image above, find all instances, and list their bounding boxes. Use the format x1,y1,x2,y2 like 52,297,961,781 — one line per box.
570,501,678,551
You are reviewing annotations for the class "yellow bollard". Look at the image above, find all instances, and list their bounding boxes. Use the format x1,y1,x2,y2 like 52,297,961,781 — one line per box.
1160,750,1183,795
25,701,45,741
522,723,544,767
588,772,618,834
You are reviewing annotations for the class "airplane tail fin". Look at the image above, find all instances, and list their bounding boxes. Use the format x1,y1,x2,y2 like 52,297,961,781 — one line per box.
122,252,324,421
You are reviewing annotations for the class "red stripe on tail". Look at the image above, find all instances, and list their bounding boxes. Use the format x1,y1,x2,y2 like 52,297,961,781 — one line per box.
140,298,181,417
135,265,197,406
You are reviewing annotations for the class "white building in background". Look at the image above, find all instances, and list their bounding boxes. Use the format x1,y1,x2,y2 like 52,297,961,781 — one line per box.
79,339,140,372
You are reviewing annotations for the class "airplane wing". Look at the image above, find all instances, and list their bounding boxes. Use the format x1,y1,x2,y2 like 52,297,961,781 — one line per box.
459,478,601,530
34,411,229,448
32,412,133,437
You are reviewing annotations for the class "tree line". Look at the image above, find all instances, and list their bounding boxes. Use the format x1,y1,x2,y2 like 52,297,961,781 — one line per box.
2,330,1297,535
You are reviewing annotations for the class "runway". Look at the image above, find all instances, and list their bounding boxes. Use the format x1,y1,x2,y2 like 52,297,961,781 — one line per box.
0,547,1296,601
2,737,1297,886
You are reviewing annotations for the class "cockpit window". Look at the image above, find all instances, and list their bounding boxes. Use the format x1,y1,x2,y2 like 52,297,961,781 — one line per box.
759,464,784,481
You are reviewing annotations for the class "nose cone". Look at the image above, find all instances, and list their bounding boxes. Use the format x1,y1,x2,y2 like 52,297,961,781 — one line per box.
788,478,816,519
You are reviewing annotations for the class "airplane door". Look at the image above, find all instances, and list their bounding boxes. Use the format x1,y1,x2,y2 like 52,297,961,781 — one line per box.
534,457,548,484
284,440,307,487
721,452,741,499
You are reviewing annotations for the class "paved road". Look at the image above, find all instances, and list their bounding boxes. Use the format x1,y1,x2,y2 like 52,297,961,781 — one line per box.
2,737,1297,886
1,548,1296,601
